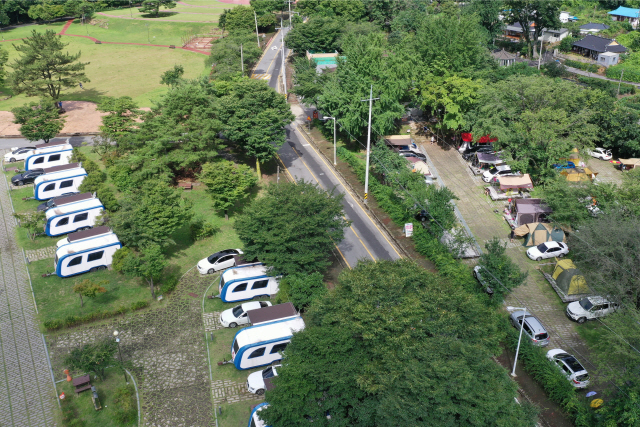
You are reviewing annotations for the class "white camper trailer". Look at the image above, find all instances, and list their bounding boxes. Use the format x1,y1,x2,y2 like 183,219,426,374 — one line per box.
218,264,279,303
33,166,86,200
25,140,73,170
56,225,114,248
54,232,121,277
45,197,103,237
248,403,270,427
231,316,305,370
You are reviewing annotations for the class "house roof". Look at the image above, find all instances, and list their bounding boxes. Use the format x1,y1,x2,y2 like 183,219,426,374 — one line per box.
608,6,640,18
492,49,516,60
543,27,569,34
579,23,610,31
572,35,627,53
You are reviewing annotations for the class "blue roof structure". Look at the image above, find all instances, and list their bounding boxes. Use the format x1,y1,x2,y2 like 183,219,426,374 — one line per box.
608,6,640,18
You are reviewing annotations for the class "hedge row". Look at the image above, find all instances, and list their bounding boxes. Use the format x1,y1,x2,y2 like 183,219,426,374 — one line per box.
43,300,149,331
577,76,636,96
564,59,599,73
605,65,640,83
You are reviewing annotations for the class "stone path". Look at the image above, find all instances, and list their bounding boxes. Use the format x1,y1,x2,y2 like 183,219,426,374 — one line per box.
211,379,263,405
25,246,56,263
0,150,56,426
202,311,222,332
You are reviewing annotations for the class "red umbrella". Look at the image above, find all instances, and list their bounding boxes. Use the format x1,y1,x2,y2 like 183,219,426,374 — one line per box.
461,133,473,142
477,134,498,144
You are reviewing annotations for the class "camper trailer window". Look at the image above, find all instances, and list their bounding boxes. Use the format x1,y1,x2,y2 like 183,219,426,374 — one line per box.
233,339,240,354
252,279,269,290
248,347,266,359
60,180,73,188
44,183,55,192
48,154,61,162
34,157,45,164
56,217,69,226
68,256,83,267
87,251,104,262
270,343,288,354
73,212,89,223
233,283,248,293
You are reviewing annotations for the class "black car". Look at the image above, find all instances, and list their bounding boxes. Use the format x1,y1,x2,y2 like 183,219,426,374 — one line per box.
37,192,80,211
11,169,44,186
462,144,494,155
399,152,427,161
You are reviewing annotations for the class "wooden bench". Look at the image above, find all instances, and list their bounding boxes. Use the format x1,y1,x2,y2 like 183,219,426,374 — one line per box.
72,374,91,395
178,182,193,190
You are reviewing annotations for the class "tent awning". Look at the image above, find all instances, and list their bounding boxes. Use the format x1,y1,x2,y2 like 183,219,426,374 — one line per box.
619,158,640,166
499,174,533,190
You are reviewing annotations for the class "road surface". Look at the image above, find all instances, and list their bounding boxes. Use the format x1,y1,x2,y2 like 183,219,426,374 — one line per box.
253,27,401,267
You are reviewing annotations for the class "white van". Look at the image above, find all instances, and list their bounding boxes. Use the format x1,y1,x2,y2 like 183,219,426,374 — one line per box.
25,140,73,170
231,316,305,370
218,264,279,303
44,197,103,236
54,232,121,277
33,166,86,200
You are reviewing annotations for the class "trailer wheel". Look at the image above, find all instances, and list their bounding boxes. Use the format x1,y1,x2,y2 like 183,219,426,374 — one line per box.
97,266,106,271
256,389,265,396
229,322,237,328
90,267,98,272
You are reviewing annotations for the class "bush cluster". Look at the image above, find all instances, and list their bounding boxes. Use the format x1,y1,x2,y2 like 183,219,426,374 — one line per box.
564,59,599,73
577,76,636,96
112,384,137,424
42,300,149,330
189,217,220,241
606,64,640,83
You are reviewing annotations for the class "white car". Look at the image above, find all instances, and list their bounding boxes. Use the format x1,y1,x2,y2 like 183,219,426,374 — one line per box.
4,147,34,163
196,248,243,274
588,148,612,161
219,301,272,328
546,349,590,388
247,364,280,395
566,296,618,324
526,241,569,261
482,165,514,183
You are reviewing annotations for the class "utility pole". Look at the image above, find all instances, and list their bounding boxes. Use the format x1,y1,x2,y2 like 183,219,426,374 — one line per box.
618,69,625,96
537,33,544,70
280,18,287,96
361,85,379,205
240,43,244,75
254,11,260,48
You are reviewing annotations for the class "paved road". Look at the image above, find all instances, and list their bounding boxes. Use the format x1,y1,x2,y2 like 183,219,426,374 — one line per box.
0,136,93,151
254,28,401,266
0,148,56,426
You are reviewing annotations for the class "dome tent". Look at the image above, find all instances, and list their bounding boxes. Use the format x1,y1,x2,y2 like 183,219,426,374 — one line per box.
514,222,565,247
551,259,591,301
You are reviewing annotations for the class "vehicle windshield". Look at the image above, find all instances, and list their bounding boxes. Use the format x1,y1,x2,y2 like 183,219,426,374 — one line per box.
262,367,275,379
488,167,498,175
564,356,585,373
232,305,244,318
579,298,593,311
12,148,22,154
207,254,219,263
536,243,548,252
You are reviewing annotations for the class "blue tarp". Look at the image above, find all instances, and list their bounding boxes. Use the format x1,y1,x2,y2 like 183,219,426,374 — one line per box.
608,6,640,18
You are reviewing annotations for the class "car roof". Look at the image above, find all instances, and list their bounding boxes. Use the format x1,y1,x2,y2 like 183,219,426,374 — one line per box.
511,312,547,333
560,355,586,373
496,165,511,171
585,296,611,305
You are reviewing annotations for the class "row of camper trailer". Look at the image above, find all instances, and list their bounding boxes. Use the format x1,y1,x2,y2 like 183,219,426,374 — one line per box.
218,264,280,303
33,163,86,200
25,140,73,171
54,226,121,278
45,193,104,236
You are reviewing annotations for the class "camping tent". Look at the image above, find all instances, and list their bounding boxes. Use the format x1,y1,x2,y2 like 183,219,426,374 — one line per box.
561,167,597,182
514,222,565,247
499,174,533,190
552,259,590,298
619,158,640,170
513,199,552,225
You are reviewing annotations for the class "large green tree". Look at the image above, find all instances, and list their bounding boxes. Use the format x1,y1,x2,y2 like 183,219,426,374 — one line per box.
0,46,8,86
297,0,365,21
96,96,140,141
262,260,537,426
216,78,294,177
138,0,176,17
208,31,262,79
234,180,350,275
505,0,561,58
465,0,505,41
220,5,256,33
27,0,64,23
198,160,258,220
12,99,65,143
285,16,344,53
9,29,90,100
109,181,193,248
65,340,117,380
63,0,95,24
477,237,527,302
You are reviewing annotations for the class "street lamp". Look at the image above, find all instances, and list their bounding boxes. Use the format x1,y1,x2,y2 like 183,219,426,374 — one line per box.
113,330,127,383
322,116,337,165
506,306,527,377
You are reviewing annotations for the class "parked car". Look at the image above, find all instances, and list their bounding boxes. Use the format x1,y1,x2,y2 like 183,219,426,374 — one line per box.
399,151,427,161
566,296,618,324
473,265,494,295
37,192,80,211
247,364,280,395
462,145,495,161
526,241,569,261
4,147,34,163
219,301,273,328
197,249,243,274
459,142,494,155
509,311,550,347
482,165,515,183
546,349,590,388
11,169,44,186
588,148,612,161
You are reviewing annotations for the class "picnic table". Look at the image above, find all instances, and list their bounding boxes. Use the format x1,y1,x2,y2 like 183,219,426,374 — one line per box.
72,374,92,395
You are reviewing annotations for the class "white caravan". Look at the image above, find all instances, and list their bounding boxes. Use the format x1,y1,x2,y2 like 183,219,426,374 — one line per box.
25,140,73,170
44,197,103,237
218,264,279,303
33,166,87,200
54,232,121,277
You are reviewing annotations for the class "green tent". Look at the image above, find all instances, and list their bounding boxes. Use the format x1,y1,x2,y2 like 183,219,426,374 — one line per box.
514,222,566,247
552,259,590,298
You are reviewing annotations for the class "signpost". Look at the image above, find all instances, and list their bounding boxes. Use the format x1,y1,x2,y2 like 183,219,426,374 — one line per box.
404,223,413,237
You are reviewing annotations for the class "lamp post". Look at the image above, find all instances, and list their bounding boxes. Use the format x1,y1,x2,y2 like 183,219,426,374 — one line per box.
506,306,527,377
113,330,127,383
322,116,337,165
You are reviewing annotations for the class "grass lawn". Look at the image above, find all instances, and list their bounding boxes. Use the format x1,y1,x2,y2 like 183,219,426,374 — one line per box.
0,35,208,110
99,7,221,22
217,401,253,427
56,367,137,427
65,17,219,46
0,22,66,41
180,0,233,8
29,258,153,327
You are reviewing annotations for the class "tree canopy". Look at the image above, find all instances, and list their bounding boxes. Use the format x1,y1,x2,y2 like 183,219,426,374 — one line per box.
208,31,262,79
198,159,257,219
12,99,65,143
138,0,176,17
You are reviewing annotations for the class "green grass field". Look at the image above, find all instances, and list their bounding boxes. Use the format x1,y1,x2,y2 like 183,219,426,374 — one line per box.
99,6,221,22
0,22,66,40
180,0,231,7
217,401,253,427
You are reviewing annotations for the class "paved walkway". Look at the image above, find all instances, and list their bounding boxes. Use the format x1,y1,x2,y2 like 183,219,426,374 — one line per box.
564,65,640,87
0,149,56,426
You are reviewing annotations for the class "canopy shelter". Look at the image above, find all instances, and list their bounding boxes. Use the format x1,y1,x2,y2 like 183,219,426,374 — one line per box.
498,174,533,190
618,158,640,170
514,222,565,247
384,135,413,146
513,198,552,226
561,167,597,182
551,259,591,299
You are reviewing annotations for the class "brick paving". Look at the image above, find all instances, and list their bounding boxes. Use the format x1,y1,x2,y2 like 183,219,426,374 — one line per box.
25,247,56,263
211,379,263,405
0,150,56,426
416,133,598,376
202,312,222,332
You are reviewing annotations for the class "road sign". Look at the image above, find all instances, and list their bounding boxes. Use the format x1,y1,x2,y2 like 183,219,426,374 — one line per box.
404,223,413,237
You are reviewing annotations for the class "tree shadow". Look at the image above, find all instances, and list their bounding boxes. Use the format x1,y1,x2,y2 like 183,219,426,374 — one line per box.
60,87,107,103
140,12,179,18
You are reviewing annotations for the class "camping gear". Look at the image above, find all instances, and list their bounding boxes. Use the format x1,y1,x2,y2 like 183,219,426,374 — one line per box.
618,158,640,170
514,222,565,247
561,167,597,182
546,259,591,302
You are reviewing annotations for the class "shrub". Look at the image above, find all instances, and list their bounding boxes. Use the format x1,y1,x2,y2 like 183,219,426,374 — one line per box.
130,300,148,310
189,217,220,241
159,272,180,295
78,171,107,193
564,59,599,73
543,61,567,78
97,185,120,212
82,159,100,175
275,272,326,311
43,319,62,330
111,247,134,273
558,35,576,53
108,162,134,192
71,147,87,163
112,385,137,424
606,64,640,83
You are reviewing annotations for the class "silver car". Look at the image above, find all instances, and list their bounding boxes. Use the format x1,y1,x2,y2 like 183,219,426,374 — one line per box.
509,311,550,347
547,349,590,388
